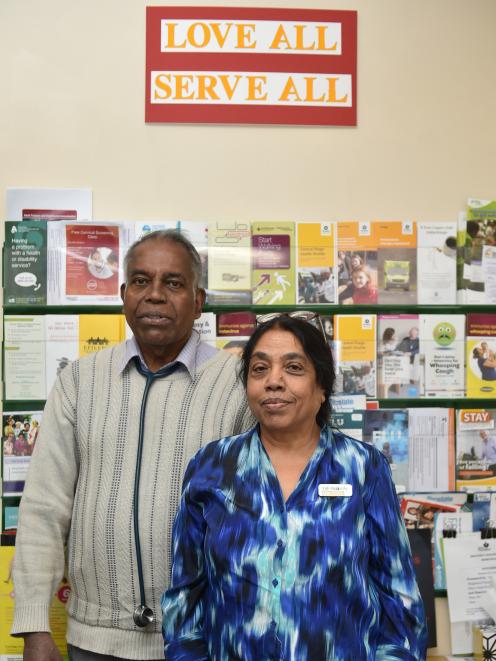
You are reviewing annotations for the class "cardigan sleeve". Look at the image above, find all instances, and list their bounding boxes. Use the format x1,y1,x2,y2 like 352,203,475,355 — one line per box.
365,453,428,660
11,365,79,635
161,455,210,661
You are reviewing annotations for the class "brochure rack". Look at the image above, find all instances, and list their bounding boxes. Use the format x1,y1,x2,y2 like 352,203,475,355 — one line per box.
2,223,496,659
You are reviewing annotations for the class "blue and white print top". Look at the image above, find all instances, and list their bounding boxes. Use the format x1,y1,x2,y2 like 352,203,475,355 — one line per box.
162,425,427,661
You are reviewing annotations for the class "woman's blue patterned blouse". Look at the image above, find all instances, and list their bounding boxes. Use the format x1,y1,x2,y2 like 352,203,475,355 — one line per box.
162,425,427,661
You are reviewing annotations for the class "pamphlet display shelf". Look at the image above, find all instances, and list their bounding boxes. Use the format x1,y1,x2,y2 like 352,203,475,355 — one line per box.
3,301,492,409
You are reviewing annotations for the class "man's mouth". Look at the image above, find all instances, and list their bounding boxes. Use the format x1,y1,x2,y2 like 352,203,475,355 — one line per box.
138,312,172,324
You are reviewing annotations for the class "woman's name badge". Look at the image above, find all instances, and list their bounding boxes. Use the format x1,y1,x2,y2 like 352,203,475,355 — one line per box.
318,484,352,497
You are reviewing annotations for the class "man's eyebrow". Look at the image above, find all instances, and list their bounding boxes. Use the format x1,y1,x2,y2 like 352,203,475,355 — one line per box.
128,269,185,279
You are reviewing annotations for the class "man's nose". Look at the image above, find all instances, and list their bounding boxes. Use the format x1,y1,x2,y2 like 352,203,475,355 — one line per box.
146,279,167,301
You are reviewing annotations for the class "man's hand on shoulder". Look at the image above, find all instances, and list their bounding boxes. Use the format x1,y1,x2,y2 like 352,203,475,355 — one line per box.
23,632,62,661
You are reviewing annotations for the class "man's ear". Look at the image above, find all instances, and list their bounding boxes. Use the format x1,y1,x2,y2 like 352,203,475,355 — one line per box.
194,287,206,319
120,282,126,305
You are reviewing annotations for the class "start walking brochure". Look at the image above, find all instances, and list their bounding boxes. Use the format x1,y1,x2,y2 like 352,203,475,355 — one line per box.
296,222,337,304
417,221,457,304
333,314,377,398
251,221,295,305
207,221,252,304
3,220,47,306
456,408,496,490
466,313,496,398
420,314,465,398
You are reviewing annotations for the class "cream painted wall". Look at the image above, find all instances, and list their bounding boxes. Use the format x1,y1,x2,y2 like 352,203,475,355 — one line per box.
1,0,496,223
1,2,495,656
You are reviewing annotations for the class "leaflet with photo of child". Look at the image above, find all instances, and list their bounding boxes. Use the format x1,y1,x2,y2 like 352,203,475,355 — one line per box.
337,221,378,305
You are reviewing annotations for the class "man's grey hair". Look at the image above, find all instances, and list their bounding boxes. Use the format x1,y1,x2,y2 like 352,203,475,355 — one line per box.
124,229,203,289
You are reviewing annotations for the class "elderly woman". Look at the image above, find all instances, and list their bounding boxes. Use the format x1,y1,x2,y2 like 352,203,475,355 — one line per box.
162,314,427,661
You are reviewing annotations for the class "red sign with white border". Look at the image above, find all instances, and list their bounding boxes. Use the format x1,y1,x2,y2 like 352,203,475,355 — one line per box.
146,6,357,126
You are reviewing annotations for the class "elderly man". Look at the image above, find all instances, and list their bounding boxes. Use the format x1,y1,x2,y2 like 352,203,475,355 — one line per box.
12,230,253,661
480,430,496,471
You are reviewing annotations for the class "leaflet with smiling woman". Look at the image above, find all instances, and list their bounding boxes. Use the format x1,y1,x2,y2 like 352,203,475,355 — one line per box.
162,313,427,661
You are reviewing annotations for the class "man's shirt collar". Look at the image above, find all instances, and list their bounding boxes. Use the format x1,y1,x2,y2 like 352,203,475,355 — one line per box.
121,332,205,378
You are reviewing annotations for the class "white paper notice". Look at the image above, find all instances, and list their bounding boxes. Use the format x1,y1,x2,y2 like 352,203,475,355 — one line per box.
417,221,457,304
444,534,496,622
408,408,453,491
490,493,496,522
4,316,46,400
6,187,92,221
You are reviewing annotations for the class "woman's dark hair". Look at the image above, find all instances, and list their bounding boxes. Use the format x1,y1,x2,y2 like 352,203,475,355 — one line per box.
240,315,335,427
382,327,395,342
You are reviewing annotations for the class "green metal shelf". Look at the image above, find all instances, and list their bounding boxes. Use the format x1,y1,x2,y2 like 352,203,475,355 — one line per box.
3,303,496,315
3,398,492,410
205,304,496,314
3,401,47,410
376,398,493,409
3,305,124,315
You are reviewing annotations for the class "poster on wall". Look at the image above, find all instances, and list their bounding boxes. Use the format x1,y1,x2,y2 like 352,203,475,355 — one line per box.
146,6,357,126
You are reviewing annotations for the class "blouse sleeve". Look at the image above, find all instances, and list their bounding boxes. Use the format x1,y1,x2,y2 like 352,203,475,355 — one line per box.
365,452,428,660
161,455,210,661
